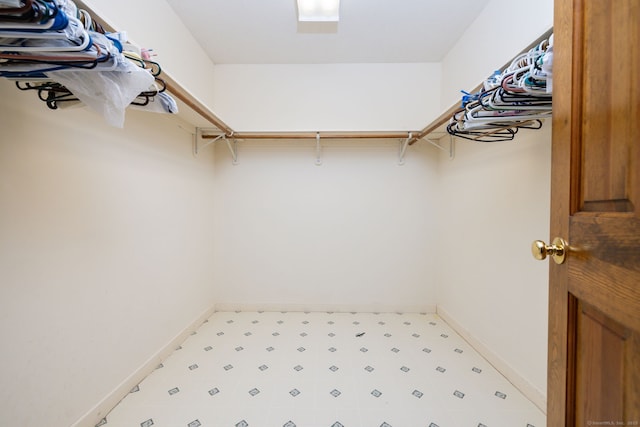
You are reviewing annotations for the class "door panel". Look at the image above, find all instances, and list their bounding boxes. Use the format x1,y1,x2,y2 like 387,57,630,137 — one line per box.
575,301,626,425
580,0,638,212
549,0,640,425
573,300,640,425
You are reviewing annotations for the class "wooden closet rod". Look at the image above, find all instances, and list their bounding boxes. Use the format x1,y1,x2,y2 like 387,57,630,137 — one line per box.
162,76,234,135
408,104,463,145
201,131,418,140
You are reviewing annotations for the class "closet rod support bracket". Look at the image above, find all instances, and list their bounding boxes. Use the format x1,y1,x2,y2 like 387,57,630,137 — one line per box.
425,137,455,160
398,132,412,165
315,132,322,166
226,133,239,165
194,127,224,156
195,128,238,164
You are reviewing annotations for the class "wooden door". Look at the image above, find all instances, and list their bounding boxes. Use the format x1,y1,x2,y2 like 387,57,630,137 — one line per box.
548,0,640,425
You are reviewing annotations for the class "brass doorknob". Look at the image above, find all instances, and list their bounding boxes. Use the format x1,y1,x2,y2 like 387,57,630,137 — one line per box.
532,237,568,264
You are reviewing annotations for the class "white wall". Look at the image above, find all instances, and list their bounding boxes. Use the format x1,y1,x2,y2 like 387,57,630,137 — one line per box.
213,63,441,131
0,79,217,427
436,124,552,407
212,139,439,312
440,0,554,109
431,0,554,409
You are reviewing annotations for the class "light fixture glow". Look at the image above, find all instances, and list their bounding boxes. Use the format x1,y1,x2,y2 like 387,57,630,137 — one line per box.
296,0,340,22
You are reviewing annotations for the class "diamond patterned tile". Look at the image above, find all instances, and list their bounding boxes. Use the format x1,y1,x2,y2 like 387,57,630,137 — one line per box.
100,311,546,427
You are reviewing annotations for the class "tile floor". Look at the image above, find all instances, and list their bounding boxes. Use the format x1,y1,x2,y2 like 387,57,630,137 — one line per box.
98,311,545,427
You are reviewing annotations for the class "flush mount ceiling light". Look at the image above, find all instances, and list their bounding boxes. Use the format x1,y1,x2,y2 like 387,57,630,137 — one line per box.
296,0,340,22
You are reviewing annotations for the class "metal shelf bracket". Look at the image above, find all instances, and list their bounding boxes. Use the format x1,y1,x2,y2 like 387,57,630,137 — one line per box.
226,133,238,165
194,128,238,164
398,132,412,165
425,136,456,160
315,132,322,166
194,127,223,156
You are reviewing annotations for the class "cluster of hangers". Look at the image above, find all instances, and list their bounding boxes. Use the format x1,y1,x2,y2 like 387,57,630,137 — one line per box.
0,0,176,121
447,35,553,142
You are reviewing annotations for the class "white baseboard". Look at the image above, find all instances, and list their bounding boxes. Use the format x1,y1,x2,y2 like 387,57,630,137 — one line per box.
71,304,217,427
436,305,547,414
213,302,437,314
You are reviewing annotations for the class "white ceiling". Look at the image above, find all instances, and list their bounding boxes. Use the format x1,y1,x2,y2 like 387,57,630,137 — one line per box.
165,0,490,64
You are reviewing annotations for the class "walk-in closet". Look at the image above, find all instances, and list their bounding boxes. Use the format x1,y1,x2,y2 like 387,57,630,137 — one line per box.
2,1,638,426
